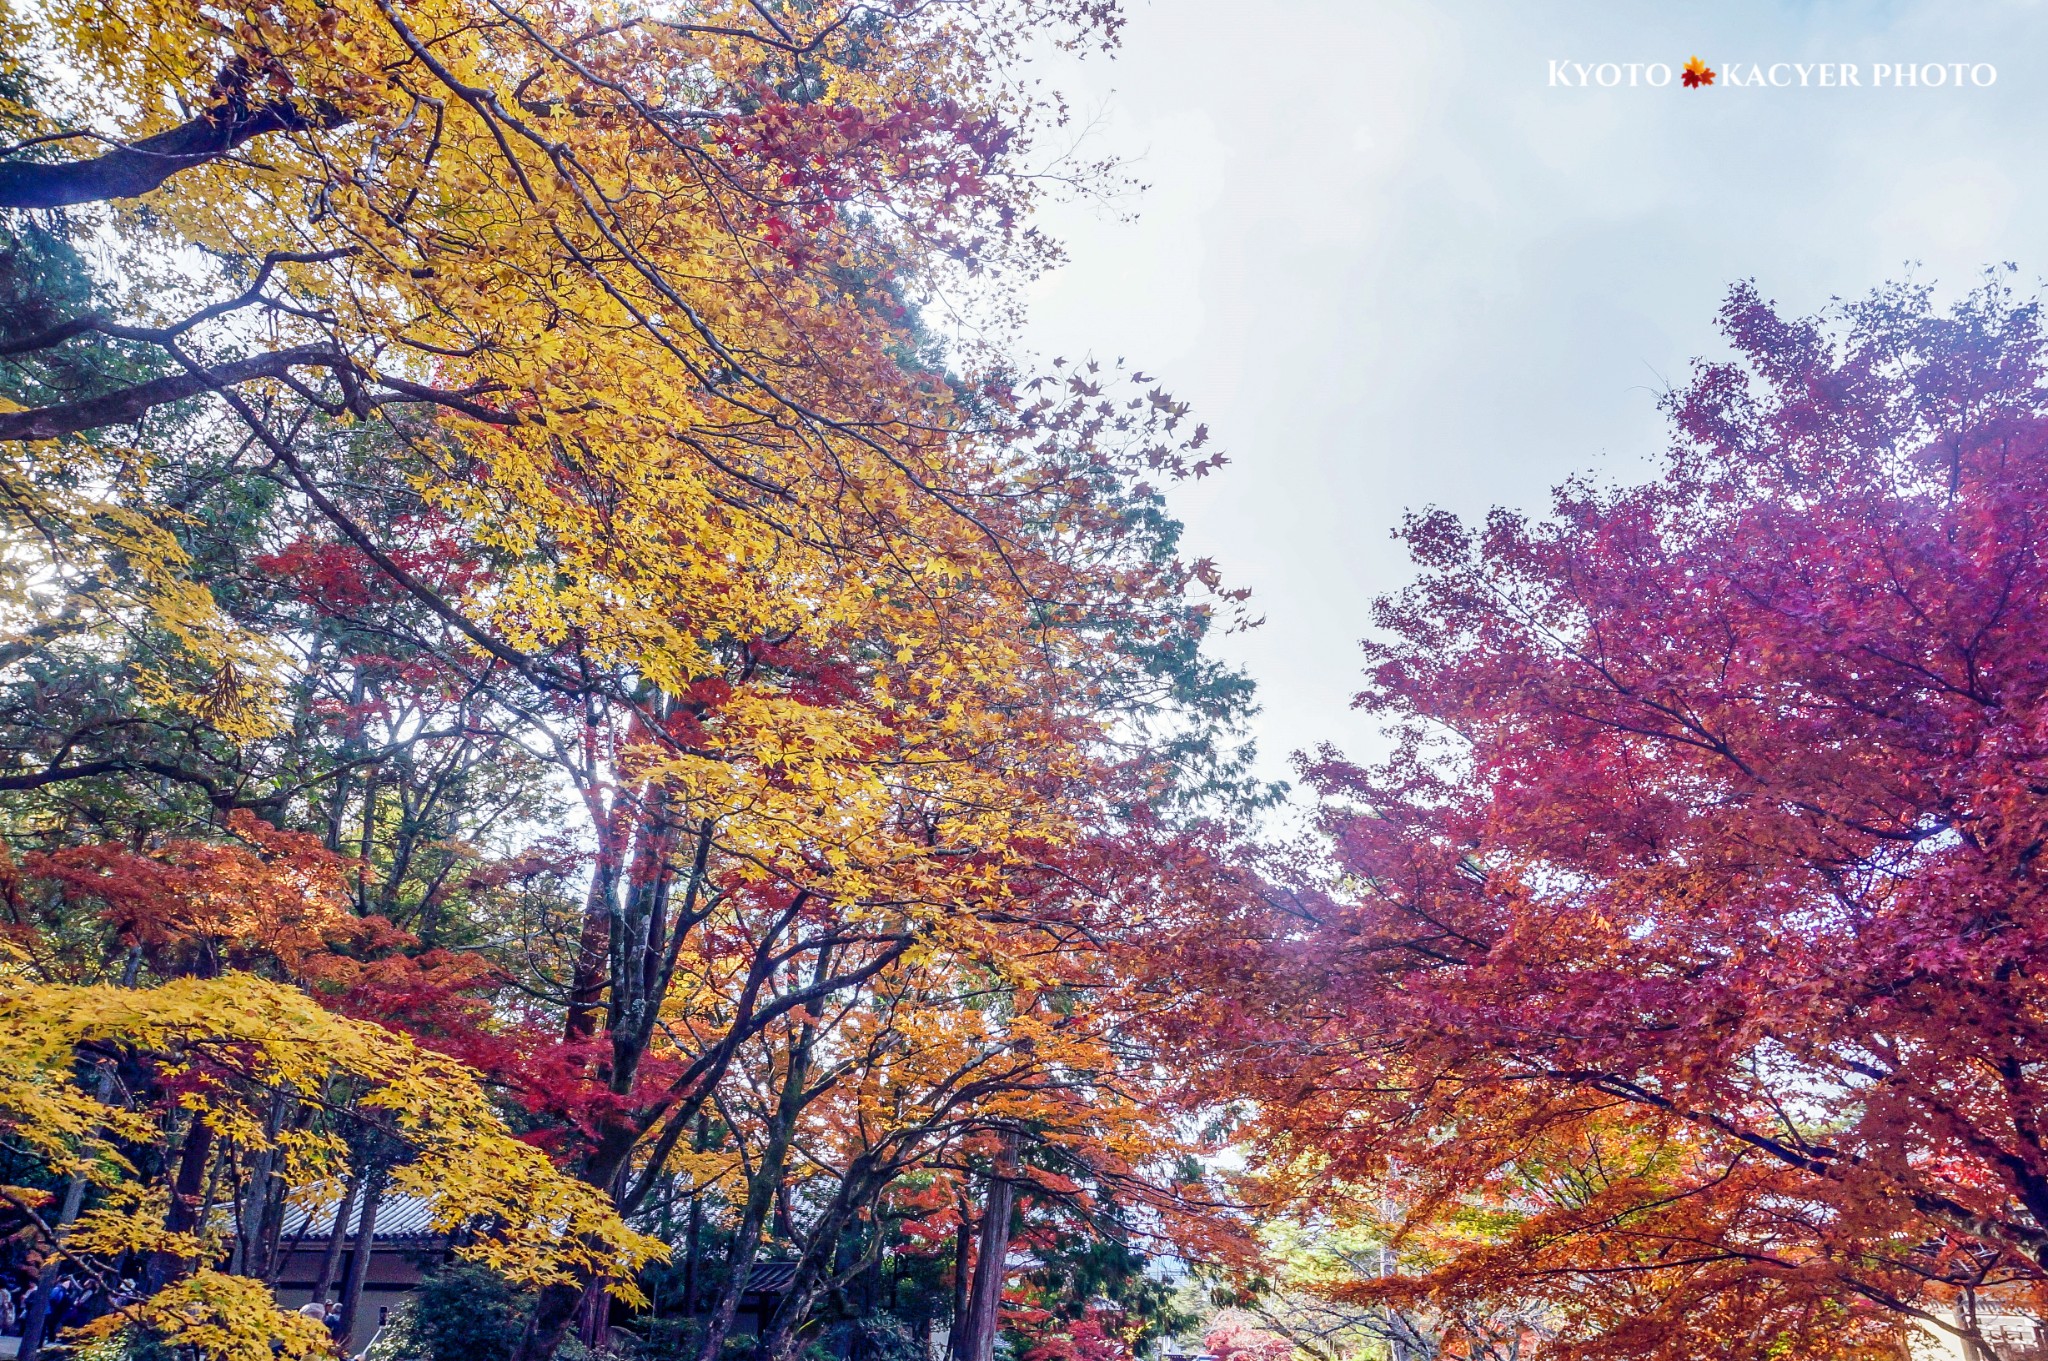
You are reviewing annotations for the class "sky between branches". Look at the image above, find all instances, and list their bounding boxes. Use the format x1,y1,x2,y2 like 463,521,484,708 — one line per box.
1023,0,2048,796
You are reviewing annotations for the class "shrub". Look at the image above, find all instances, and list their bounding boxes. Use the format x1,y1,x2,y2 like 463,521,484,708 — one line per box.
364,1262,530,1361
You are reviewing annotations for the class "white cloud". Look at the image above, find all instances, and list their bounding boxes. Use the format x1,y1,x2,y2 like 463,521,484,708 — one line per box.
1021,0,2048,789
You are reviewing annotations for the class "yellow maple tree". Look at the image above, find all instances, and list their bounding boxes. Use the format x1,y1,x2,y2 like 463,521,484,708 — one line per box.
0,970,664,1351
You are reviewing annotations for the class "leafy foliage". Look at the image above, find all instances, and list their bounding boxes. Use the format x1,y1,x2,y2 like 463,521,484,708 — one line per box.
1185,274,2048,1360
1201,1310,1292,1361
365,1263,534,1361
0,2,1257,1358
75,1272,336,1361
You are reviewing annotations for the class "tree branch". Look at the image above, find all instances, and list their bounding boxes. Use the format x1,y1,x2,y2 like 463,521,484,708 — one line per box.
0,346,344,441
0,99,346,210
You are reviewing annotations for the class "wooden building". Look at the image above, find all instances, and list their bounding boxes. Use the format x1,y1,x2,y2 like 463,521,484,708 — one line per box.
272,1194,798,1357
274,1194,446,1355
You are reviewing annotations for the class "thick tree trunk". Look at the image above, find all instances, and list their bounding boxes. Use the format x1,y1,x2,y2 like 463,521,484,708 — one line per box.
694,1160,779,1361
856,1225,884,1331
949,1207,972,1361
683,1193,703,1315
756,1220,842,1361
337,1164,387,1343
514,988,842,1361
313,1165,364,1306
520,1282,585,1361
564,854,616,1042
145,1113,215,1291
517,798,637,1360
257,1149,297,1285
355,770,380,913
234,1142,268,1275
17,1174,86,1361
695,1028,820,1361
519,812,816,1361
514,1119,641,1361
762,1271,832,1361
775,1177,796,1242
957,1135,1020,1361
0,345,346,442
325,669,366,852
683,1117,709,1313
758,1185,885,1361
0,95,346,210
575,1276,611,1352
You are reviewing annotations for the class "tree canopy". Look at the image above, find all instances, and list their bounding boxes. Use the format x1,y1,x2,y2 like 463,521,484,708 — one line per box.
8,0,2047,1357
0,0,1256,1357
1178,277,2048,1361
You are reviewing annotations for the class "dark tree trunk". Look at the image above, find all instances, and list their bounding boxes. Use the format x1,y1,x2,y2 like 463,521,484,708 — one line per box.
313,1165,363,1306
0,345,346,442
257,1155,296,1285
683,1120,709,1313
145,1113,215,1291
694,1154,781,1361
758,1180,887,1361
564,847,617,1042
521,1282,585,1361
237,1141,272,1274
325,669,366,852
515,1118,641,1361
17,1175,86,1361
337,1164,387,1343
695,1033,820,1361
684,1193,703,1315
575,1276,611,1352
0,94,347,210
775,1177,796,1243
957,1135,1019,1361
518,823,846,1361
949,1207,972,1361
264,1090,322,1283
757,1224,841,1361
355,768,380,913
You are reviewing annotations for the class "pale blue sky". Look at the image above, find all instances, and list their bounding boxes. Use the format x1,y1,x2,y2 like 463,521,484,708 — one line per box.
1021,0,2048,793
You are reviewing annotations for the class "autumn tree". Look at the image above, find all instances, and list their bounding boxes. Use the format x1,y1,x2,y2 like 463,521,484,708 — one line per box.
1,3,1262,1358
0,968,659,1360
1185,275,2048,1361
1202,1212,1543,1361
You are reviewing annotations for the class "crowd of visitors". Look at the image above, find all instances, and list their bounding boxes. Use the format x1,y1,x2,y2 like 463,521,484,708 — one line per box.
0,1272,362,1352
296,1297,357,1346
0,1244,391,1350
0,1271,143,1346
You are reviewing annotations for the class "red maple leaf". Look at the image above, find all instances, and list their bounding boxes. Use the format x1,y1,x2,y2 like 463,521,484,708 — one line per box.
1681,55,1715,88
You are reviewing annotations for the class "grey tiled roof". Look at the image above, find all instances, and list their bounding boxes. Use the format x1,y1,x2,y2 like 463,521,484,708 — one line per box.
744,1260,801,1294
281,1193,444,1245
279,1201,805,1293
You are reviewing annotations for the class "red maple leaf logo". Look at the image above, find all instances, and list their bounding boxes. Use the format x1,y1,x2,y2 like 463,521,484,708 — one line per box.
1682,55,1716,88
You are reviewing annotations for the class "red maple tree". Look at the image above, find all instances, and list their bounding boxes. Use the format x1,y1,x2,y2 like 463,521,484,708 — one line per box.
1197,276,2048,1360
